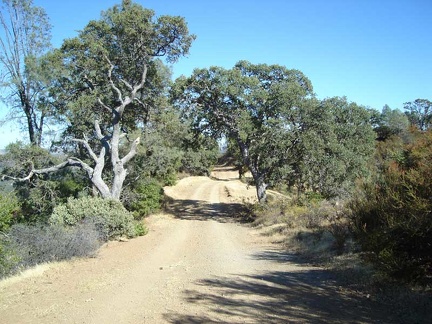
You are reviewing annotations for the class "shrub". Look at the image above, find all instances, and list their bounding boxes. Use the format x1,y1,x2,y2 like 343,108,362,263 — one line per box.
251,197,351,260
350,130,432,283
0,236,20,278
122,178,163,220
49,196,136,240
0,222,101,279
0,193,20,233
181,147,218,176
134,221,148,236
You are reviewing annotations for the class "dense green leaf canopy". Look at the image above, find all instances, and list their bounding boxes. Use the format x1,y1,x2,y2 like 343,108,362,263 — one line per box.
172,61,314,201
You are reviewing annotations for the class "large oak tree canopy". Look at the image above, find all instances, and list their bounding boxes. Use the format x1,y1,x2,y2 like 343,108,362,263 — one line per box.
173,61,376,202
172,61,314,202
4,0,195,200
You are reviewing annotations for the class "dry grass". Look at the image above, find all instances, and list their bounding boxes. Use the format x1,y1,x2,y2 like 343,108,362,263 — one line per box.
0,261,68,288
249,196,432,323
250,198,351,261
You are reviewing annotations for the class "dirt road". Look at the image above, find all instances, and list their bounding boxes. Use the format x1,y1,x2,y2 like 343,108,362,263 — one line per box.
0,167,394,323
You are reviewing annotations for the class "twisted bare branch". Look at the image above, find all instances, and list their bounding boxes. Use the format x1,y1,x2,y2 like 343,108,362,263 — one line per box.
121,136,140,165
1,158,93,183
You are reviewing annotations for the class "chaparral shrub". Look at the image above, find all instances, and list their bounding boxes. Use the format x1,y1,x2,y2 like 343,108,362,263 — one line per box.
49,196,137,240
122,178,163,220
0,193,20,233
350,130,432,283
0,222,101,279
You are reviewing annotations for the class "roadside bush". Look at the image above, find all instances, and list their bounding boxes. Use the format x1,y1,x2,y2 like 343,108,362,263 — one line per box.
49,196,137,240
350,130,432,283
0,222,101,278
251,197,351,259
0,193,20,233
122,178,163,220
0,236,20,278
134,221,148,236
1,142,88,223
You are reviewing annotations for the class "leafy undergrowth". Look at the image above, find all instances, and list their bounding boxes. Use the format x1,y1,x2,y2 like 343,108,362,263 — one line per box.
248,197,432,324
0,197,149,280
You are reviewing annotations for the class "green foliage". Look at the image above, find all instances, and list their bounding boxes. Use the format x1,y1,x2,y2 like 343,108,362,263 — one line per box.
134,221,148,236
122,178,163,220
0,142,88,223
0,236,20,278
134,138,183,186
123,111,183,187
181,133,219,176
0,193,20,233
292,97,376,198
0,0,54,146
372,105,410,141
49,196,136,239
404,99,432,131
350,130,432,283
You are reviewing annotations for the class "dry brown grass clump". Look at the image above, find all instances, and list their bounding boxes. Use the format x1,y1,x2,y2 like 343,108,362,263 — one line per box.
250,197,352,261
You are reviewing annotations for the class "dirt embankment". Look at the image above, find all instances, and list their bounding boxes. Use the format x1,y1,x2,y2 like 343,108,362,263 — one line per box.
0,167,395,323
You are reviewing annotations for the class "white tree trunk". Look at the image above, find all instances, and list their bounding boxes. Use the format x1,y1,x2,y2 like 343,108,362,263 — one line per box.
5,58,145,201
236,138,267,203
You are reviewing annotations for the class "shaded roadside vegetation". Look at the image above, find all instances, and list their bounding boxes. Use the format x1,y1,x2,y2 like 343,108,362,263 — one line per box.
244,127,432,323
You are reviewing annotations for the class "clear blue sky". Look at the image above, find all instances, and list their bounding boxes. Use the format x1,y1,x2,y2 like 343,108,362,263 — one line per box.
1,0,431,148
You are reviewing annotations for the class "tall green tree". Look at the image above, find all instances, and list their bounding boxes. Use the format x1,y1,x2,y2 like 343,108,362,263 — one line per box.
295,97,375,197
6,0,195,200
172,61,313,202
404,99,432,131
0,0,53,146
373,105,410,141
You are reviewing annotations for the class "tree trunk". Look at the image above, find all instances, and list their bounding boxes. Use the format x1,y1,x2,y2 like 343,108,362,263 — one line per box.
111,160,127,200
21,91,38,146
255,175,267,203
236,137,267,203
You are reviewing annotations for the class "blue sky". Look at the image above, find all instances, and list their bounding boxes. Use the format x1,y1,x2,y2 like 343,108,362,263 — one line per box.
1,0,431,148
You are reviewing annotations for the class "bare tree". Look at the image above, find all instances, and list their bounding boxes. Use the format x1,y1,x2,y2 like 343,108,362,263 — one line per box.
0,0,52,146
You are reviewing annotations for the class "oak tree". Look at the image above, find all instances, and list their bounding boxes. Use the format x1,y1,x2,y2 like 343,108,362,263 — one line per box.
172,61,313,202
4,0,195,200
404,99,432,131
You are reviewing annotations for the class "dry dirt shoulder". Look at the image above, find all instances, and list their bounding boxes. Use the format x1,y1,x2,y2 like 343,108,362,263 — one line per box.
0,169,396,323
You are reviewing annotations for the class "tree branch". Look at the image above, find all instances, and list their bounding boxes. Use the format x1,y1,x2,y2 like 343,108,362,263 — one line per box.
1,158,93,183
73,138,98,163
94,119,111,155
132,64,148,99
121,136,140,165
104,55,123,104
98,98,114,114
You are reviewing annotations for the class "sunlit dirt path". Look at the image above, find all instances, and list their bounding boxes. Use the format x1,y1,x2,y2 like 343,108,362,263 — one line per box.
0,167,395,323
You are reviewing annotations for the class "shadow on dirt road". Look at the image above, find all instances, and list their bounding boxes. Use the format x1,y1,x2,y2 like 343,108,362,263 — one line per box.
165,197,250,223
163,257,395,324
